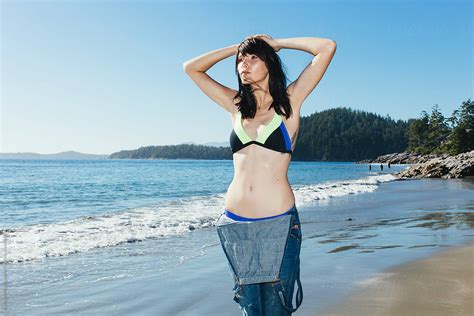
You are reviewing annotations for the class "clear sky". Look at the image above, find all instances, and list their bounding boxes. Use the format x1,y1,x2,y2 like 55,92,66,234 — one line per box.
1,0,472,155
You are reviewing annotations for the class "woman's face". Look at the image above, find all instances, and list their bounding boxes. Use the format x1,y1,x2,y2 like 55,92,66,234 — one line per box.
237,53,268,84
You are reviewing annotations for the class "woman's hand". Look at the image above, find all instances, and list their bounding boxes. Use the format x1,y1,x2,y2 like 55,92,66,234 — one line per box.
245,34,281,52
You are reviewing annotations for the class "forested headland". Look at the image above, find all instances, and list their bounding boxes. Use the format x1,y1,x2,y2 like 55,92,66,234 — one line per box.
109,99,473,162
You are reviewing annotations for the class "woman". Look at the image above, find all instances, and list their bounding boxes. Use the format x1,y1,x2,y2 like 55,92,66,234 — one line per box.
183,34,336,315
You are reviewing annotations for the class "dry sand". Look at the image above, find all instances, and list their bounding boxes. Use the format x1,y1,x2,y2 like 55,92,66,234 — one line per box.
321,242,474,316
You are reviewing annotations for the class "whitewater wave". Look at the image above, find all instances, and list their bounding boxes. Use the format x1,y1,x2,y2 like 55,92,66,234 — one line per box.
293,173,396,204
0,173,397,263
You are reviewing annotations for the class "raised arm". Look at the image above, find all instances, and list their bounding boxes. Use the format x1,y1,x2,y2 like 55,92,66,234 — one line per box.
277,37,337,110
183,44,240,114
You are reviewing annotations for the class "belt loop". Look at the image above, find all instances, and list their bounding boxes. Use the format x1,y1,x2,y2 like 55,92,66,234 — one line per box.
214,212,225,226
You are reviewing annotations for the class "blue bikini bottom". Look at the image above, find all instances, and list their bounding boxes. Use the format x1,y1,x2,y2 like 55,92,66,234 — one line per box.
224,205,297,222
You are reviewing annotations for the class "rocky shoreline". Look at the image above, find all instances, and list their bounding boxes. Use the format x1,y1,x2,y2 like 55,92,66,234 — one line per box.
358,150,474,179
357,152,448,165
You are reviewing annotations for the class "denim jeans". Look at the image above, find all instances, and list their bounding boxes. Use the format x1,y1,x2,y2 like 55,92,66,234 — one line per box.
216,206,303,315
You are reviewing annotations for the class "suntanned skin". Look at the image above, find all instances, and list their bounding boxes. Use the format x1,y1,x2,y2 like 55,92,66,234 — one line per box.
184,35,336,218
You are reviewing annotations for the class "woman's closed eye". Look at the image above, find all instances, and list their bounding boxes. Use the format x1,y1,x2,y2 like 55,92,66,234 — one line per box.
238,55,257,63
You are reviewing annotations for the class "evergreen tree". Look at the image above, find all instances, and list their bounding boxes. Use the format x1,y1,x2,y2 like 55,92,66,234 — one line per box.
428,105,451,154
442,99,474,154
408,99,473,155
407,111,430,154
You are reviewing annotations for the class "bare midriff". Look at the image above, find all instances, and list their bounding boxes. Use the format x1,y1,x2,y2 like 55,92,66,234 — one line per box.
224,145,295,218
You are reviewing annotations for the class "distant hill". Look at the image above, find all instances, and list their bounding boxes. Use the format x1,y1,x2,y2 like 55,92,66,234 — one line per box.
0,151,109,160
178,141,229,147
109,144,231,160
202,141,229,147
294,107,409,161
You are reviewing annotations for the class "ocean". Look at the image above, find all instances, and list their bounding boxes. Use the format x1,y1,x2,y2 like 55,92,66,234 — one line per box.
0,158,398,263
1,158,473,315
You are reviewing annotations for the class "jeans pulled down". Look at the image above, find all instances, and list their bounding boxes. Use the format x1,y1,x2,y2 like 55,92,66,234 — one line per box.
216,207,303,315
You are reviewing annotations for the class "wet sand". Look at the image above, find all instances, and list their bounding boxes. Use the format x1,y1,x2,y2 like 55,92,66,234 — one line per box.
321,242,474,316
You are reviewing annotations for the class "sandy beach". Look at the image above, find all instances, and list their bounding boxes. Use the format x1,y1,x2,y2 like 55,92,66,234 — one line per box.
321,242,474,316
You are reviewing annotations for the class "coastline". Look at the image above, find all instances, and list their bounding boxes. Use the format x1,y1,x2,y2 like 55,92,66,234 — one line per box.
358,150,474,179
2,174,473,315
320,241,474,316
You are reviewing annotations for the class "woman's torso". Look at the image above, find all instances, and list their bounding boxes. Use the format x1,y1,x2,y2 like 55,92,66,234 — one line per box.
224,106,300,218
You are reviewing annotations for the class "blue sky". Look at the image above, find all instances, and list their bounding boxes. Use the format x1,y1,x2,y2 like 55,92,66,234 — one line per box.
1,0,472,155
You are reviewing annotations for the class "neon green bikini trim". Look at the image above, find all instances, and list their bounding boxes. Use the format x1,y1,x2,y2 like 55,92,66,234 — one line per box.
235,111,282,144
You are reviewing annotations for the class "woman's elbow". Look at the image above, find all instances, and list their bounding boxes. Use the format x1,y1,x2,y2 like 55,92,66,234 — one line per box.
183,61,204,75
328,40,337,49
183,61,192,74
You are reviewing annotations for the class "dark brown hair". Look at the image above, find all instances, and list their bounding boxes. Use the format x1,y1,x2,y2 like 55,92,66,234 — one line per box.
233,37,292,120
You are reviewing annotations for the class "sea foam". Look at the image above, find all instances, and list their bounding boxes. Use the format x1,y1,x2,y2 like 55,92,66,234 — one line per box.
0,173,397,263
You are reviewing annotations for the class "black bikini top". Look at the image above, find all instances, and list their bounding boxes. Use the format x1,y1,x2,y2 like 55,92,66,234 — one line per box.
229,111,293,154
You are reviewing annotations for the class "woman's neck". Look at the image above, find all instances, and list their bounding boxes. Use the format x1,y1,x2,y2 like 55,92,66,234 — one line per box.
254,94,272,112
255,101,273,115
